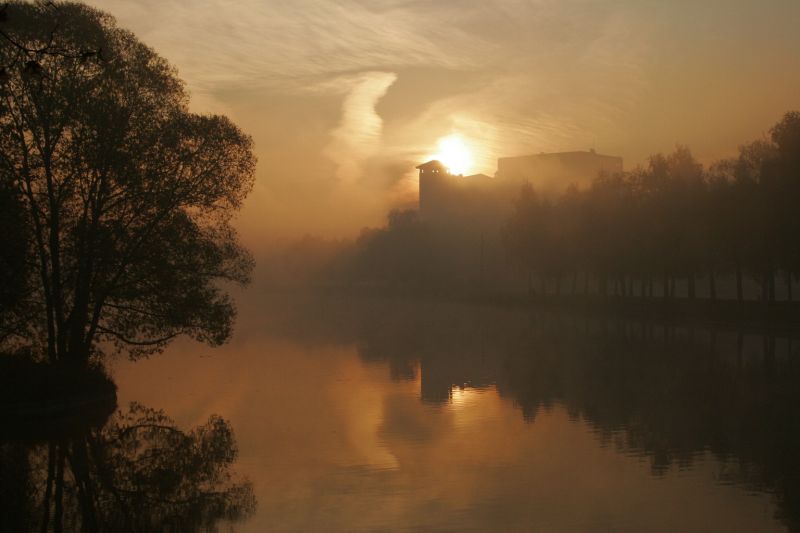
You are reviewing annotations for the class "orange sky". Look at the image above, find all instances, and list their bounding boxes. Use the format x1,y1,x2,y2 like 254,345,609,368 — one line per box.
88,0,800,244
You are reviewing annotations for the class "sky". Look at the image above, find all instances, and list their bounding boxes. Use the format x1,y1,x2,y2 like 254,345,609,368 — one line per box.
87,0,800,244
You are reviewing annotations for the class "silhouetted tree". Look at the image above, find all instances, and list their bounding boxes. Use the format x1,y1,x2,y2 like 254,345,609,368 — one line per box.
768,112,800,300
351,209,452,287
503,184,547,293
0,177,28,339
503,118,800,305
0,3,255,365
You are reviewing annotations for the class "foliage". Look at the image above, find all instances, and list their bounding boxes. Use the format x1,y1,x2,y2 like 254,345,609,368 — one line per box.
350,209,453,287
0,3,255,363
503,112,800,301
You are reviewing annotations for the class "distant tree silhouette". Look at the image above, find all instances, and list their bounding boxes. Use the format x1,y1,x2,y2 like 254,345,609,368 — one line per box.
768,112,800,300
504,113,800,304
503,184,545,292
351,209,452,287
0,3,255,364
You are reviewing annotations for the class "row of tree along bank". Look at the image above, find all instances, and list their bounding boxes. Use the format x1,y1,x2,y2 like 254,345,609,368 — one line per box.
504,112,800,303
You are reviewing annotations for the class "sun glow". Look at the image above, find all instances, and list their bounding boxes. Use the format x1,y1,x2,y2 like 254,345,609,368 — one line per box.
431,134,474,175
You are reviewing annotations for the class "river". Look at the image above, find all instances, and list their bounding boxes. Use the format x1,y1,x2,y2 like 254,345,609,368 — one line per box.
106,292,799,531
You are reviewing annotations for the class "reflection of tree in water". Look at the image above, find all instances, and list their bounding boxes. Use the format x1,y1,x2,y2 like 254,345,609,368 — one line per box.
0,402,255,532
495,318,800,531
267,297,800,530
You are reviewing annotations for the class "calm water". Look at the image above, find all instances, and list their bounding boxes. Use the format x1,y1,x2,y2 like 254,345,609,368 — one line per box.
10,293,800,531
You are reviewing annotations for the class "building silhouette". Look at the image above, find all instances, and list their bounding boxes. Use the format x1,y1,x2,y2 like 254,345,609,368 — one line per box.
497,149,623,194
415,150,623,289
417,160,501,228
417,149,623,225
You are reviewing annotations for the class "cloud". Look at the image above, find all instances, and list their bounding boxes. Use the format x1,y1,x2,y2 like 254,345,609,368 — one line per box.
91,0,484,94
324,71,398,184
94,0,649,159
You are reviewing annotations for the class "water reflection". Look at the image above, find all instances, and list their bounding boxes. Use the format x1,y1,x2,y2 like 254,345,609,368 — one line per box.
262,295,800,531
0,399,254,532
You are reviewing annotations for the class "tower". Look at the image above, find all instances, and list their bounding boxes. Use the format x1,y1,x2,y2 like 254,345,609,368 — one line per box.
416,159,449,219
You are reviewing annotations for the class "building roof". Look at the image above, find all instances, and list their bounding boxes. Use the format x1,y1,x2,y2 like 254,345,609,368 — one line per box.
498,150,622,162
416,160,447,170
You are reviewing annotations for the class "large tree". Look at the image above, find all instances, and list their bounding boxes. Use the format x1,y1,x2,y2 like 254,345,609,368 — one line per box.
0,2,255,364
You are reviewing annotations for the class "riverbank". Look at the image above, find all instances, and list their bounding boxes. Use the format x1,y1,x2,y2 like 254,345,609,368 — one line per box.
277,283,800,338
0,356,117,440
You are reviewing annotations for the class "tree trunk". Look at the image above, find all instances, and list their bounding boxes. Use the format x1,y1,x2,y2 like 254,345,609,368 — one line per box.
54,445,66,533
71,441,98,533
764,335,775,368
663,274,669,299
736,331,743,370
709,270,717,301
41,443,56,533
769,270,776,302
688,273,696,300
736,263,743,303
788,271,793,302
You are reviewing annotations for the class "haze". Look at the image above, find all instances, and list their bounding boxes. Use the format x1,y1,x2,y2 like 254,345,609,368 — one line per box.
7,3,800,530
88,0,800,246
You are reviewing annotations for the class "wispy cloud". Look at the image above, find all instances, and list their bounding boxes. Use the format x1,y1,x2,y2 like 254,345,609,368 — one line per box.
325,71,397,183
88,0,800,239
95,0,649,151
94,0,484,92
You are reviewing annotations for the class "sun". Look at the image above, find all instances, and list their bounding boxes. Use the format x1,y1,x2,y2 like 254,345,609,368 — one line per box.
432,134,474,175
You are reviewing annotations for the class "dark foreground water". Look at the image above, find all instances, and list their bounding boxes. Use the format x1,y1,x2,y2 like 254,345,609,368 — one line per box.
9,293,800,531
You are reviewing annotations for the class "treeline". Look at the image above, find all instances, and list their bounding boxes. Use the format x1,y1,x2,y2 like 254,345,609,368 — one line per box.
261,210,461,290
504,112,800,302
